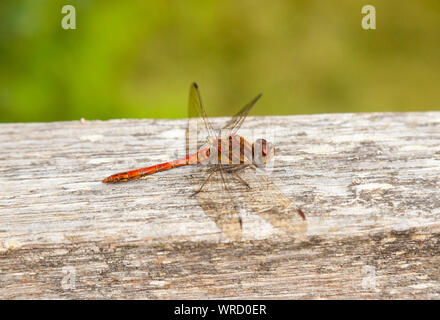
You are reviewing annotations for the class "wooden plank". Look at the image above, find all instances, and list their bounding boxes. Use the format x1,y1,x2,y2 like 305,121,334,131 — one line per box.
1,112,439,299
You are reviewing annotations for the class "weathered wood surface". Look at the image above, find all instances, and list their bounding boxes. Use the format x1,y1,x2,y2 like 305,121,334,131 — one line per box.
0,112,439,299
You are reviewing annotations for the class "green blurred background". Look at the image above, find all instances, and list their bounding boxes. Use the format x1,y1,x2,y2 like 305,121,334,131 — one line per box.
0,0,439,123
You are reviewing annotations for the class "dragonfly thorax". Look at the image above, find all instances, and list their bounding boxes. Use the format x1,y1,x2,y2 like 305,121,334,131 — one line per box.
205,135,274,166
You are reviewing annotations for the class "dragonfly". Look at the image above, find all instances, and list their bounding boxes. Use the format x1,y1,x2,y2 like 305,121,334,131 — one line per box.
103,83,306,239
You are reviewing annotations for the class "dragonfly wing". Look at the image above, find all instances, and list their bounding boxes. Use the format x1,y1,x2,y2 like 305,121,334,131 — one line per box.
186,83,216,154
222,93,262,135
194,163,306,240
233,165,307,235
185,83,242,239
194,169,243,240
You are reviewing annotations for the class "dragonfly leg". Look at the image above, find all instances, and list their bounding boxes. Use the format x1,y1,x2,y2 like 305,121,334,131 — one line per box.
231,171,250,189
217,164,231,192
192,169,216,196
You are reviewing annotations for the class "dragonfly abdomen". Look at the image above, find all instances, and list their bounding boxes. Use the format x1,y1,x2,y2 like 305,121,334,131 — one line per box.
102,148,211,183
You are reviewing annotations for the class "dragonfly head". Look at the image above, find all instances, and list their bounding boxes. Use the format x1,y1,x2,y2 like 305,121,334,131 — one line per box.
253,138,275,166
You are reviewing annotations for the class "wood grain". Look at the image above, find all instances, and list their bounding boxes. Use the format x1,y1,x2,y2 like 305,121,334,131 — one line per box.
1,112,439,299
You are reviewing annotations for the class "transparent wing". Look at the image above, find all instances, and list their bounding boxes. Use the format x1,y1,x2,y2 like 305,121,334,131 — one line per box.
222,93,262,135
184,83,242,239
195,169,243,240
195,164,306,240
233,165,306,235
186,83,216,155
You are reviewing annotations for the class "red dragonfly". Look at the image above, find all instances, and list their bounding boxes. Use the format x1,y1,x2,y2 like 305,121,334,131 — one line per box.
103,83,306,239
